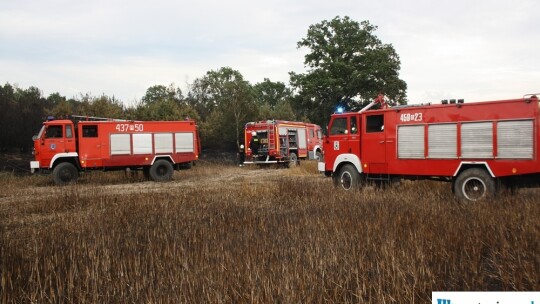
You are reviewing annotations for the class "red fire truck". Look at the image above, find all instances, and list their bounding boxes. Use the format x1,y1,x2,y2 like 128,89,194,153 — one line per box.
319,94,540,202
30,116,200,184
244,120,323,166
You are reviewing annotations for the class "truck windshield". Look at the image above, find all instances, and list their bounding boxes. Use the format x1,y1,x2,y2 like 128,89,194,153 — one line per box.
329,118,347,135
33,126,45,140
45,125,63,138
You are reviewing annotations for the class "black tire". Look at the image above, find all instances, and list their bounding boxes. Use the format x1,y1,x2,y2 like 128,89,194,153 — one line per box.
149,159,174,182
334,164,360,191
288,152,298,168
52,162,79,185
454,168,496,202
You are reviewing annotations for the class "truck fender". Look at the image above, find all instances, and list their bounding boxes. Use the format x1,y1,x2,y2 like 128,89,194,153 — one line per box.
312,145,321,155
50,152,79,168
453,161,495,177
333,154,363,174
151,155,175,165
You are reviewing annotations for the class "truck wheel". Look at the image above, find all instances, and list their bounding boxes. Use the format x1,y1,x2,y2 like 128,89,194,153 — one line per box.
288,152,298,168
53,162,79,185
149,159,174,182
454,168,496,202
335,164,360,190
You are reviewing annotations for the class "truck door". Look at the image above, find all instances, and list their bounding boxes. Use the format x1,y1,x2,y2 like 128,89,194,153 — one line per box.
40,123,76,167
362,114,387,173
328,116,358,155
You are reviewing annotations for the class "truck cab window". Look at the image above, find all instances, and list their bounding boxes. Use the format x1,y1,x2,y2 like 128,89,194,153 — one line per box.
82,125,98,137
46,125,63,138
329,118,348,135
66,125,73,138
366,115,384,133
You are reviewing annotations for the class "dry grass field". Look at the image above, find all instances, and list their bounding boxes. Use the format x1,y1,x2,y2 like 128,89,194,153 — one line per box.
0,160,538,303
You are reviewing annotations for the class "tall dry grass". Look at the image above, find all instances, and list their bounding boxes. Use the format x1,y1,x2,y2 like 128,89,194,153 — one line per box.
0,161,538,303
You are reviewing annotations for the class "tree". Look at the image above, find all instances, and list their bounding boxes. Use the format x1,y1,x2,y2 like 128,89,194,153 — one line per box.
136,84,198,121
47,93,73,118
0,84,47,152
253,78,292,110
253,79,296,121
290,16,407,126
189,67,257,150
141,84,183,105
77,94,125,118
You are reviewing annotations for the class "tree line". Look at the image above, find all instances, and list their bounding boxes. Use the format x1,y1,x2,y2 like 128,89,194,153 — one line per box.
0,16,407,153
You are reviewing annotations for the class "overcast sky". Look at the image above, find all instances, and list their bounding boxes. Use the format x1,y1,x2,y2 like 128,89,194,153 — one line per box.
1,0,538,106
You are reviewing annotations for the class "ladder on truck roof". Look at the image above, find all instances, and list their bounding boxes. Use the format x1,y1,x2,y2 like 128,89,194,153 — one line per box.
70,115,133,122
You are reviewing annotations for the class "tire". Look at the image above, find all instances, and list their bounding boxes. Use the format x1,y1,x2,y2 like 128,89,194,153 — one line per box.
334,164,360,191
52,162,79,185
149,159,174,182
288,152,298,168
454,168,496,202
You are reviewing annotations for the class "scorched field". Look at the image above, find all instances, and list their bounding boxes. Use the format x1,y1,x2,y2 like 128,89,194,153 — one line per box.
0,160,538,303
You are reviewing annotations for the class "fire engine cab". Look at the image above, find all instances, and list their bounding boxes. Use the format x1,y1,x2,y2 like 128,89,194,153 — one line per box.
244,120,323,166
319,94,540,202
30,116,200,184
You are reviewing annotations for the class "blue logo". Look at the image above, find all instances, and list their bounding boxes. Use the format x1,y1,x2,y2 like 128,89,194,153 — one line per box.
50,143,56,150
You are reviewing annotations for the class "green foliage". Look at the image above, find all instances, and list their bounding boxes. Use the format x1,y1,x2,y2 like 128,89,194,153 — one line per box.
141,84,183,105
77,95,125,118
257,100,297,121
46,93,74,118
290,16,407,126
0,83,48,152
253,78,297,121
189,67,258,149
253,78,292,109
136,84,199,121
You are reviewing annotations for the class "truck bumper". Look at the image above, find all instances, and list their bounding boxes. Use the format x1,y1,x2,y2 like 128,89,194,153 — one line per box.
317,162,325,172
30,161,40,173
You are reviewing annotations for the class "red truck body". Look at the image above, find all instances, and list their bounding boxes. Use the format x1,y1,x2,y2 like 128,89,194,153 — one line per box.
30,118,200,184
319,94,540,201
244,120,323,165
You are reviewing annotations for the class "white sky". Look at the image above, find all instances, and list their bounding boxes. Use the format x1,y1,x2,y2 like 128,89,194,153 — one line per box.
1,0,538,106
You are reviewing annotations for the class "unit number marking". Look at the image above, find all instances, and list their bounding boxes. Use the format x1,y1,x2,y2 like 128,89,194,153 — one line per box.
116,124,144,132
400,113,423,122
